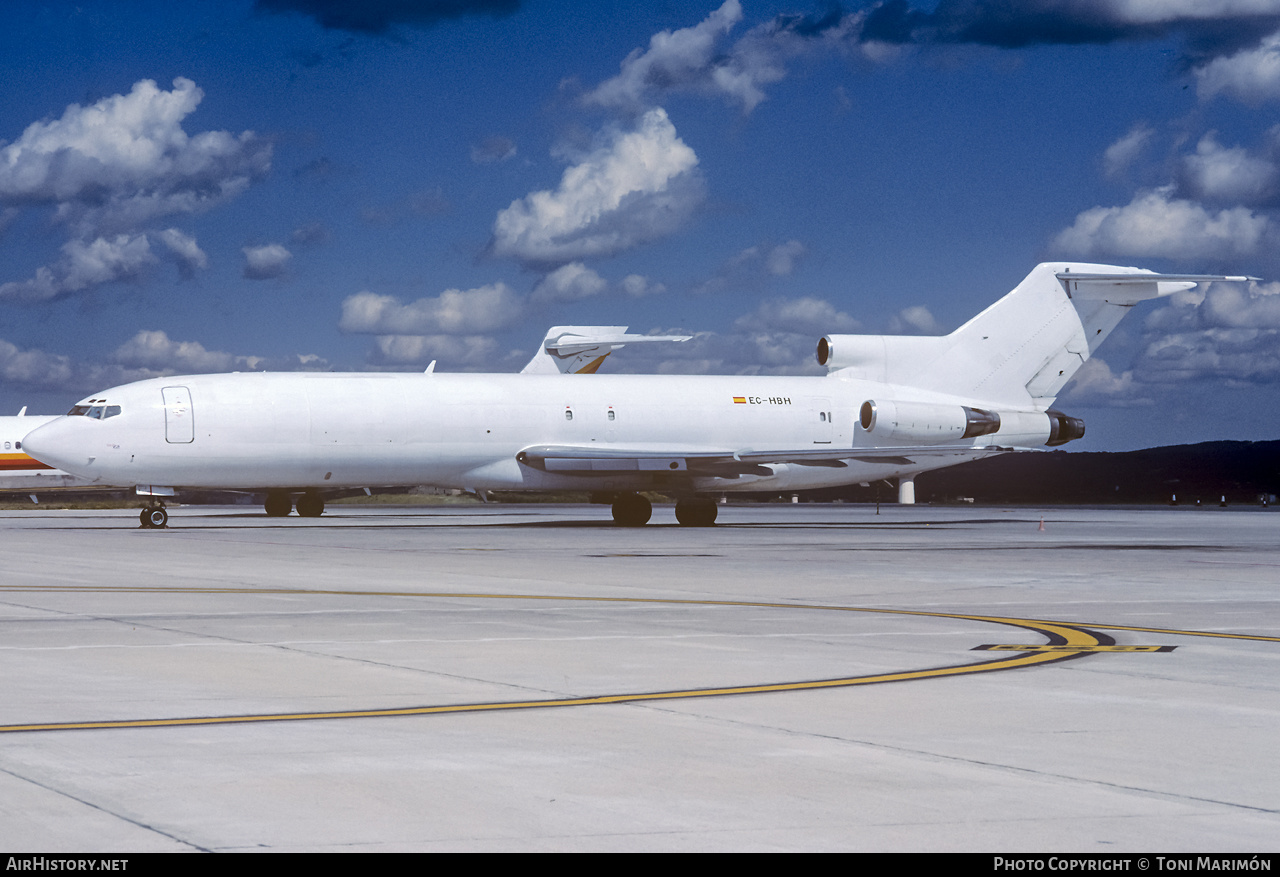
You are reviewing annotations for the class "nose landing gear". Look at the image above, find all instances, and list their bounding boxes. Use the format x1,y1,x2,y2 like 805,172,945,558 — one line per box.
139,503,168,528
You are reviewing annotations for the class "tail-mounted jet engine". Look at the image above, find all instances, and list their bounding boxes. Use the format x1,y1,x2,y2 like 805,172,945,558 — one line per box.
858,400,1001,444
1045,409,1086,446
859,400,1086,447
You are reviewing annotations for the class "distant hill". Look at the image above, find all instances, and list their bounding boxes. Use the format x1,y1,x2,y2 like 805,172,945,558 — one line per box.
794,441,1280,505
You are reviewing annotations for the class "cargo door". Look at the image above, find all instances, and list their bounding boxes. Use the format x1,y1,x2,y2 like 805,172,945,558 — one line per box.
809,396,833,444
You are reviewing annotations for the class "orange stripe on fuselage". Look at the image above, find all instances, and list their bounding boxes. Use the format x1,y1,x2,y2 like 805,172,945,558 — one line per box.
0,454,54,472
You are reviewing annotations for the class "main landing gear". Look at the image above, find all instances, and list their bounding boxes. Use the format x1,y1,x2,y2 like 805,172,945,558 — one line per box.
296,493,325,518
609,494,719,526
138,502,168,529
674,497,718,527
611,493,652,526
264,491,325,518
264,492,291,517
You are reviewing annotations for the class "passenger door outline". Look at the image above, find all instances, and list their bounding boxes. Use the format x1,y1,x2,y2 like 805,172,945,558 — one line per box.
163,386,194,444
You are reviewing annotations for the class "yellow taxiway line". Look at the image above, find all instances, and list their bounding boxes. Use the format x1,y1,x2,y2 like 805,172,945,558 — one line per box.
0,586,1258,733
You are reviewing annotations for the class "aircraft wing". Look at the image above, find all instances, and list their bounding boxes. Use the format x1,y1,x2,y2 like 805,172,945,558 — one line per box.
516,443,1022,476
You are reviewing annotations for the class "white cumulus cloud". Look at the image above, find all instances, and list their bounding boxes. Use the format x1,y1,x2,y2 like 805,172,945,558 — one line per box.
1179,132,1280,204
530,262,608,303
0,338,75,389
620,274,666,297
1104,122,1156,178
0,77,270,235
1199,279,1280,327
1112,281,1280,389
583,0,861,114
0,78,266,301
0,234,157,302
1195,29,1280,104
584,1,750,110
1052,187,1271,260
113,330,261,373
155,228,208,279
0,229,214,301
491,108,702,267
1061,357,1149,405
242,243,292,280
1139,327,1280,385
765,240,806,276
339,283,524,335
734,297,861,336
888,305,947,335
371,335,501,366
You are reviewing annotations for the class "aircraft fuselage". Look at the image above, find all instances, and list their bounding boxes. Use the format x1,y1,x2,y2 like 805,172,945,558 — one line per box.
23,371,1047,496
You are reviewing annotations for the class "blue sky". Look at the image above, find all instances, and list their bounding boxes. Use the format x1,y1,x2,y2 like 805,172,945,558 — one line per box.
4,0,1280,450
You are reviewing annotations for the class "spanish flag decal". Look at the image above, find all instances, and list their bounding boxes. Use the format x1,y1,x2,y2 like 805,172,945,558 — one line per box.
733,397,746,404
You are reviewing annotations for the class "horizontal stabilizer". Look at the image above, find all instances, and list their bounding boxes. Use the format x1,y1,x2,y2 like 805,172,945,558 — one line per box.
1056,271,1260,305
1055,273,1256,284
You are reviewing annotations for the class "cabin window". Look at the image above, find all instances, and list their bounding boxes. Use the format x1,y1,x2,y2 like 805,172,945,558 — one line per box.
565,408,573,421
4,442,9,450
607,410,615,421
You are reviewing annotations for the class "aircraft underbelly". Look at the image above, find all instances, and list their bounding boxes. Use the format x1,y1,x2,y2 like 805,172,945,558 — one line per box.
124,442,511,489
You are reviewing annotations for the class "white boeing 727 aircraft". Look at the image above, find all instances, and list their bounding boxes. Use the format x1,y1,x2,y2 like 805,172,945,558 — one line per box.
23,263,1252,528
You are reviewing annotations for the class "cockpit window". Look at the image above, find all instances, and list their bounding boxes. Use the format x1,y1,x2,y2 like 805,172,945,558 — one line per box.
66,403,122,419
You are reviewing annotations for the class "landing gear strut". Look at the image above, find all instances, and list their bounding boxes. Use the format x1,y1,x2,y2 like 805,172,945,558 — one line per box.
611,493,652,526
674,498,717,527
139,503,168,529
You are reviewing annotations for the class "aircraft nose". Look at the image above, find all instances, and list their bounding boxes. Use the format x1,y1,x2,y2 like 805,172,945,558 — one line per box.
22,419,84,473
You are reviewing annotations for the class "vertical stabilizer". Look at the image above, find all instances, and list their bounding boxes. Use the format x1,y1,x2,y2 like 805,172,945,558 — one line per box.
824,263,1244,408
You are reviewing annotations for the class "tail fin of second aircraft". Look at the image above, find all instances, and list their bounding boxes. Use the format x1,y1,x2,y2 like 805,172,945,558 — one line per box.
821,262,1250,407
520,326,693,375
